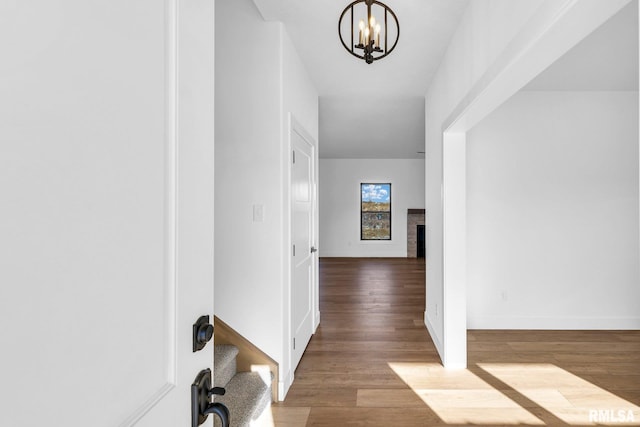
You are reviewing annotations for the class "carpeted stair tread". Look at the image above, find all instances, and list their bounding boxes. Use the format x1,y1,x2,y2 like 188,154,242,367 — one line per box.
213,372,271,427
214,344,239,388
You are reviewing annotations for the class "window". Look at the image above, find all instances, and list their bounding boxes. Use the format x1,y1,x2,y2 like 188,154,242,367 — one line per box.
361,183,391,240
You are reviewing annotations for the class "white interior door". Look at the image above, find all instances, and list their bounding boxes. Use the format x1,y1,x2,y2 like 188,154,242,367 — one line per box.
0,1,215,426
291,122,316,371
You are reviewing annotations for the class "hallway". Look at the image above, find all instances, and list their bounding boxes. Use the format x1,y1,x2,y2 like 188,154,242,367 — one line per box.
271,258,640,426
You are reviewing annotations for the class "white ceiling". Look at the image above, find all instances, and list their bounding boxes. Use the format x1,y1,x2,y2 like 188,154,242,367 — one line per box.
254,0,470,98
253,0,638,159
253,0,469,159
524,0,638,92
320,96,425,159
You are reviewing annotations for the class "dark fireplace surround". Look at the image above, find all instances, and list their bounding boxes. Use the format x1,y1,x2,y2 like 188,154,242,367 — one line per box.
407,209,425,258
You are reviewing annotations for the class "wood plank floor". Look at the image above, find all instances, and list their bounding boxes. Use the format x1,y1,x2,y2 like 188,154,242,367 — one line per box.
267,257,640,426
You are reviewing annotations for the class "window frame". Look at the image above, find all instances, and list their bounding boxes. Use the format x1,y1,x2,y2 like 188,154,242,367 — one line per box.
360,182,392,241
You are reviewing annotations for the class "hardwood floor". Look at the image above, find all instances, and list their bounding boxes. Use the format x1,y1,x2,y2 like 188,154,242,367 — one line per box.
268,257,640,426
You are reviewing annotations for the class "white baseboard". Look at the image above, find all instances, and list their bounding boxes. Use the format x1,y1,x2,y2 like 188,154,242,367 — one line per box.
468,315,640,330
278,381,286,402
278,369,295,401
424,311,444,362
318,252,407,258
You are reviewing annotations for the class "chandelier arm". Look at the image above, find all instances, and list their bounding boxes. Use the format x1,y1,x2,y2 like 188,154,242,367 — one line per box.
338,0,368,61
374,0,399,58
351,5,354,54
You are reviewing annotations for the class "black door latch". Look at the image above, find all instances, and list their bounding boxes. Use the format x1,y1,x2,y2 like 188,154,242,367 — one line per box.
191,368,229,427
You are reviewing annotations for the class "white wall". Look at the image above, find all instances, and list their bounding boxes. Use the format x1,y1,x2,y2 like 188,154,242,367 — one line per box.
319,159,425,257
215,0,280,364
215,0,317,398
283,34,319,141
425,0,544,364
424,0,632,366
467,91,640,329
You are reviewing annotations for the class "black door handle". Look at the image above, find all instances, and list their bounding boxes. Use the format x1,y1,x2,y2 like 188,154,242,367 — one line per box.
191,369,230,427
193,315,214,352
204,402,230,427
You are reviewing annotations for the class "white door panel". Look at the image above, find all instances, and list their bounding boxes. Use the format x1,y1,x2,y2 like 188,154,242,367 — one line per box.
0,1,215,425
291,123,316,371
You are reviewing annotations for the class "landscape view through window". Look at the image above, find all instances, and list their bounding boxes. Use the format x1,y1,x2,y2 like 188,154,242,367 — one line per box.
361,183,391,240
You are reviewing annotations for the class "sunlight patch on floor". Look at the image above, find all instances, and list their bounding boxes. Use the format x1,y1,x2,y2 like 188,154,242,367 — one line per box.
251,406,274,427
388,362,544,425
477,363,640,425
251,406,311,427
388,362,640,426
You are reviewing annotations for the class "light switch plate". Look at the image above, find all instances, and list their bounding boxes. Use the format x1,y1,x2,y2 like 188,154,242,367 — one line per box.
253,204,264,222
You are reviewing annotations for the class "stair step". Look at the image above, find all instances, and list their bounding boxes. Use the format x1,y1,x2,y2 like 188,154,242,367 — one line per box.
213,372,272,427
214,344,239,388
